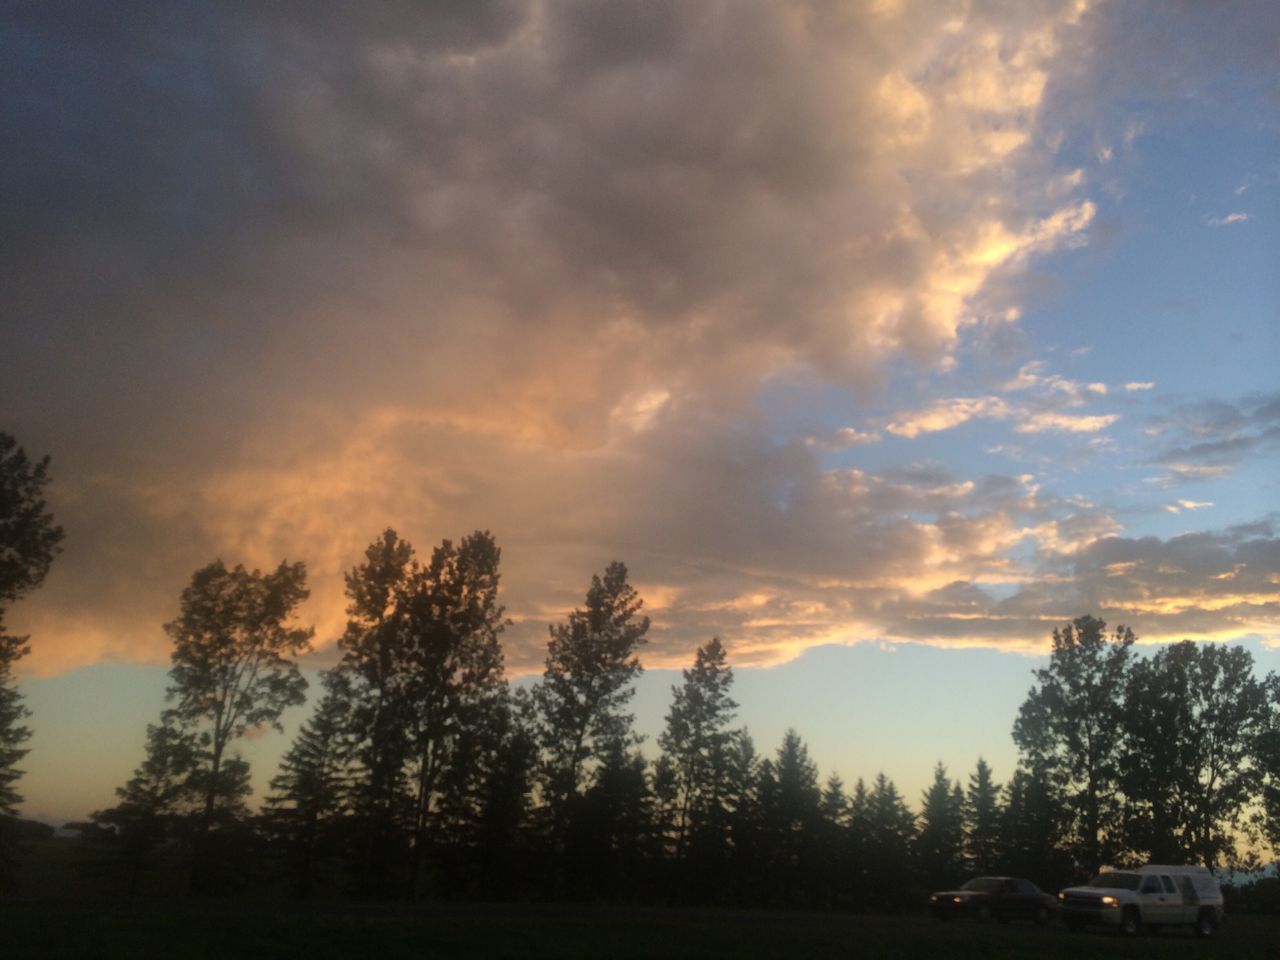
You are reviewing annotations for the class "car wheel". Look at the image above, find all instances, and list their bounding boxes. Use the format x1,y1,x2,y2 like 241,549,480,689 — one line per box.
1035,906,1049,925
1120,907,1141,936
977,904,991,923
1195,909,1217,938
1065,916,1086,932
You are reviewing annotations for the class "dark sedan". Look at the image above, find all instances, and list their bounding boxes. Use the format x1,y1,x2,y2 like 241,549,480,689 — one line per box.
930,876,1057,923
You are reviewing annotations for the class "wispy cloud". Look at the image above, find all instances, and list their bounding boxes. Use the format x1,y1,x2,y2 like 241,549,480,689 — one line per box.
1125,381,1155,391
1016,412,1119,434
1207,212,1249,226
1164,499,1213,513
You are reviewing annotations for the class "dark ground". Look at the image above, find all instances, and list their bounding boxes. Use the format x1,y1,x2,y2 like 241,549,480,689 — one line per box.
2,898,1277,960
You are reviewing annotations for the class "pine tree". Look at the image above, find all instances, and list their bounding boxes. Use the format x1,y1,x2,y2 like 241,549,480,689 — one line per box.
0,433,64,883
657,637,737,863
916,762,964,888
865,773,916,911
757,730,822,904
534,562,649,837
263,670,358,897
965,757,1002,875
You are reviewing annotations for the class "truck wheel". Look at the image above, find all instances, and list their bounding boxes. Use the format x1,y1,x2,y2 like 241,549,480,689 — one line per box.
1119,907,1141,936
1195,909,1217,938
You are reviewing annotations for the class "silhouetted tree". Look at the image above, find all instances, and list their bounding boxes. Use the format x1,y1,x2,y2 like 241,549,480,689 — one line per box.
656,637,737,868
1121,640,1271,868
469,690,538,899
534,562,649,841
337,529,416,893
964,757,1001,875
815,773,853,907
0,623,30,823
1000,763,1070,889
916,762,964,889
1012,614,1133,873
396,531,508,895
0,433,64,612
757,729,822,904
721,729,762,903
568,737,654,899
263,670,358,897
0,433,63,882
91,720,202,895
161,558,313,891
863,773,916,910
1258,673,1280,856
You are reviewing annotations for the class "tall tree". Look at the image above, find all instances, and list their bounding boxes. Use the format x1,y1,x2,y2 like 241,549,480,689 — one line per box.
864,773,916,910
964,757,1002,875
757,729,822,904
1012,614,1133,873
396,531,509,894
534,562,649,832
161,558,313,890
916,762,965,889
657,637,738,863
337,529,416,890
1000,763,1070,889
0,432,64,870
1121,640,1271,868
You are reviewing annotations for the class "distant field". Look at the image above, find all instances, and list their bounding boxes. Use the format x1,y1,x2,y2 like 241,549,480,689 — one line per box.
3,900,1278,960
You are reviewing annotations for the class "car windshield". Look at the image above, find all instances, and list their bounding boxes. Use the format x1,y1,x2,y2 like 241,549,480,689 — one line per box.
960,878,1006,893
1089,872,1141,890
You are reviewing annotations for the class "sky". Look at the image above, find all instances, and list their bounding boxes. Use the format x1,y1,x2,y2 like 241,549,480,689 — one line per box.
2,0,1278,827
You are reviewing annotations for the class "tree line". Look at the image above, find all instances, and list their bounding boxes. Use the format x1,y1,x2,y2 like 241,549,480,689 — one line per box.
2,431,1280,905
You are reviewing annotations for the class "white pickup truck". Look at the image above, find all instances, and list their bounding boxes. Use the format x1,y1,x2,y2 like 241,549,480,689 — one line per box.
1057,865,1223,936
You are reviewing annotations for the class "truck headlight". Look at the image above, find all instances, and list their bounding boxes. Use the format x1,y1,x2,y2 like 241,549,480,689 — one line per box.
1057,892,1065,901
1100,896,1119,907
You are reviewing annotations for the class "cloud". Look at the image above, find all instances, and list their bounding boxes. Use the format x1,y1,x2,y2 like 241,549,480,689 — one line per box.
4,1,1276,676
1015,412,1119,434
886,397,1012,438
806,427,883,450
1164,499,1213,514
1207,212,1249,226
1125,381,1156,391
1146,393,1280,480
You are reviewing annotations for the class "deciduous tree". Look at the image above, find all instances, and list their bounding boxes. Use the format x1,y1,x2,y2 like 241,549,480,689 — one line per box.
1012,614,1133,873
161,558,312,890
1121,640,1271,868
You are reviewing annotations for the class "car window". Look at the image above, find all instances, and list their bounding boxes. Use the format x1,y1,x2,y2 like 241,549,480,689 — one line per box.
1015,879,1036,894
1141,876,1161,894
1161,876,1176,894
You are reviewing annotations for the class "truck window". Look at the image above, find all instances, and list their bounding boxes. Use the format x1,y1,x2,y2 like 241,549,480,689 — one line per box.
1176,875,1199,904
1160,876,1176,894
1141,876,1161,894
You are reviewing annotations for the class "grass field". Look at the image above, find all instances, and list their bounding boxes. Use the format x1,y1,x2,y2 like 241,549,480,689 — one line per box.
3,899,1278,960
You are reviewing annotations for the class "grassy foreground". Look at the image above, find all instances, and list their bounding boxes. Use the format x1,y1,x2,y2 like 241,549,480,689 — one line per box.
3,899,1278,960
